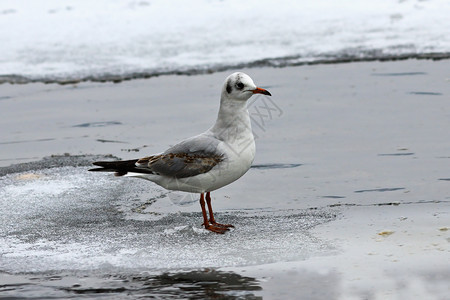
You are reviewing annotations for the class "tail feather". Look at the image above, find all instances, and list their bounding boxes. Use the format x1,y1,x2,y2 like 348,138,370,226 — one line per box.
89,159,153,176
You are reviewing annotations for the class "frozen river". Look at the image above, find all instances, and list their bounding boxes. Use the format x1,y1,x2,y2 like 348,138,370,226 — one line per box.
1,60,449,298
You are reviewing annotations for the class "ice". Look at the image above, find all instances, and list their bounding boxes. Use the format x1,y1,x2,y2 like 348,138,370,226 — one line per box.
1,59,449,298
1,0,449,82
0,164,335,274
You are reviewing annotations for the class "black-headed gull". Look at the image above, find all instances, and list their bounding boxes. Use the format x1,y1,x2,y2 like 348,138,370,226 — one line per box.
89,72,271,233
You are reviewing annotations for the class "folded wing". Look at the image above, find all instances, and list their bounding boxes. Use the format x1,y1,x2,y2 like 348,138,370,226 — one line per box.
89,134,224,178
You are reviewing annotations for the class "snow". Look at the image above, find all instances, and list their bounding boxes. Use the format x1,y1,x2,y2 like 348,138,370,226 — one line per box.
1,0,449,81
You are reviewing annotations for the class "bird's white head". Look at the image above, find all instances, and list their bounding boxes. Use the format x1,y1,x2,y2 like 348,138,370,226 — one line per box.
222,72,271,101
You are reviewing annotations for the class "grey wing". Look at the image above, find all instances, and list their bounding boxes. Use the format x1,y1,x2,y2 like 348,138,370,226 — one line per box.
136,134,225,178
163,134,222,156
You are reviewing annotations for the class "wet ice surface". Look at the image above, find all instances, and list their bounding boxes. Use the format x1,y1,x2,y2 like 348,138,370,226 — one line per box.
1,60,449,299
0,159,334,298
1,164,333,273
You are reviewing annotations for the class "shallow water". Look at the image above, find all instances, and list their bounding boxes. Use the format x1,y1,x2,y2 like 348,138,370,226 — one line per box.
1,270,263,299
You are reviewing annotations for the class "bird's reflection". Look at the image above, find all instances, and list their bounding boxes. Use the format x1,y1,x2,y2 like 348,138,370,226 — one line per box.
67,269,262,299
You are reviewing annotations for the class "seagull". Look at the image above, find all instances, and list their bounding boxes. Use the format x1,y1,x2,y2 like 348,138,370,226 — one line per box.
89,72,271,233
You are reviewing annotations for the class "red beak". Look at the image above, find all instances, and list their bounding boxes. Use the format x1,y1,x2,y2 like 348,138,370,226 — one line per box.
252,87,271,96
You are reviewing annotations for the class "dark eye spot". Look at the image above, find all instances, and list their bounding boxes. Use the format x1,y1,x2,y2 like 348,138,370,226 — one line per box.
235,82,244,90
226,81,232,94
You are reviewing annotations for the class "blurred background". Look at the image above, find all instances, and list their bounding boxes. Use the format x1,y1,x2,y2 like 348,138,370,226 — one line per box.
1,0,449,83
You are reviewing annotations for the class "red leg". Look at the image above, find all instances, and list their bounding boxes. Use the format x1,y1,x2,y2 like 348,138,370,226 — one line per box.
199,193,228,234
199,193,209,228
206,192,234,228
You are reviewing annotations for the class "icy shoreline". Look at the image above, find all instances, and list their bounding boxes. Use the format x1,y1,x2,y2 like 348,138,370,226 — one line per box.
2,0,450,85
1,60,449,299
1,53,449,85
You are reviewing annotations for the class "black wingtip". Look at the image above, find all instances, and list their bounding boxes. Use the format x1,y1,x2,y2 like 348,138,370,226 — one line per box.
88,160,125,173
88,167,108,172
92,161,110,167
88,159,150,176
